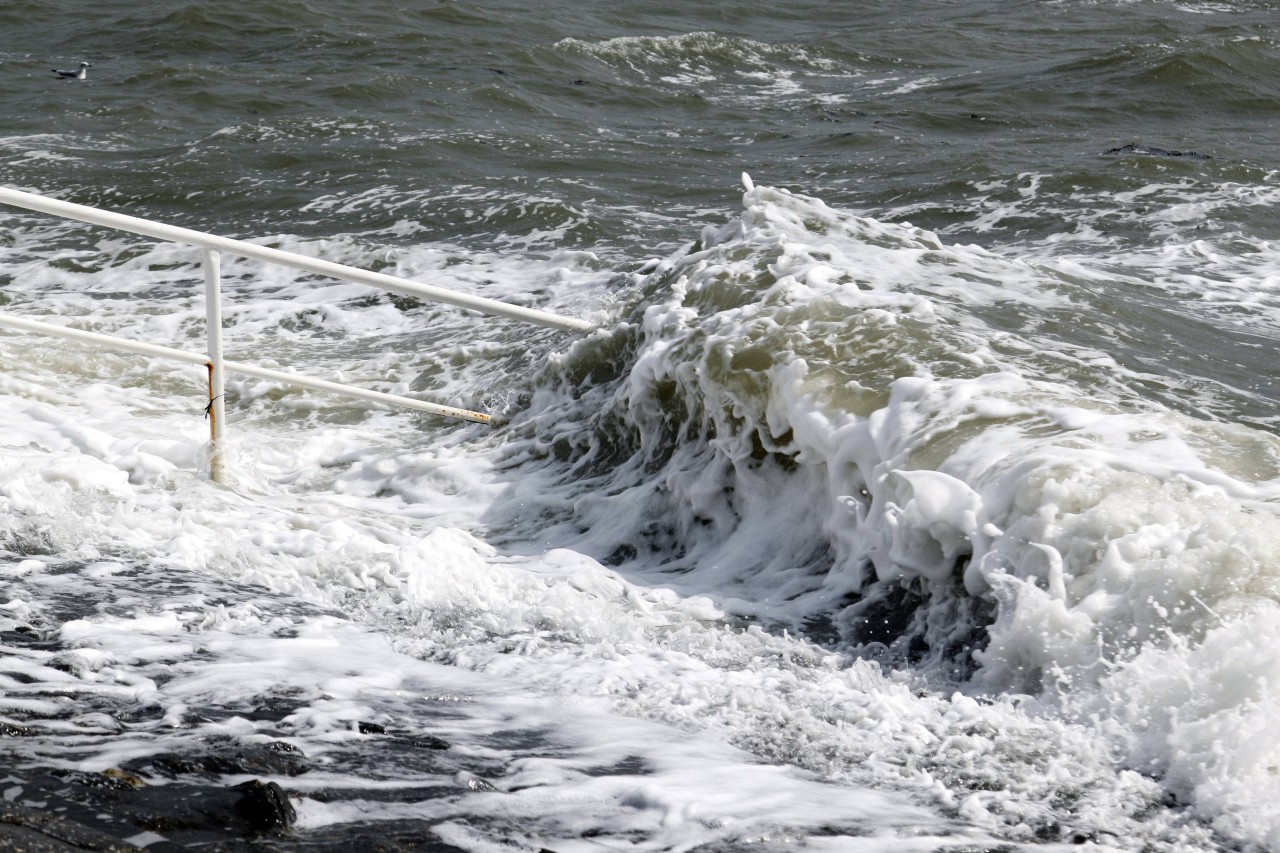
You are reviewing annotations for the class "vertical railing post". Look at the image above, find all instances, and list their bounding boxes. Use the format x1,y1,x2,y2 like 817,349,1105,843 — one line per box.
202,249,228,484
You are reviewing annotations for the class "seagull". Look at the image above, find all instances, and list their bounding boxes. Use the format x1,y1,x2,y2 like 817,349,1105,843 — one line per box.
52,62,91,80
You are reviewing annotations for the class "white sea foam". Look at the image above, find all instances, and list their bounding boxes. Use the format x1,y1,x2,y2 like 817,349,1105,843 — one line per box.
900,173,1280,338
1,181,1278,849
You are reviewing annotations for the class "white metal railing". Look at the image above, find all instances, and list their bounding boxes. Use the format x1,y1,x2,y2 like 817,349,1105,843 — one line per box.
0,186,593,484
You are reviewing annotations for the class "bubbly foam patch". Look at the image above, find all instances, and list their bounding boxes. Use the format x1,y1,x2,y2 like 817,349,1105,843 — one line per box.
494,181,1280,845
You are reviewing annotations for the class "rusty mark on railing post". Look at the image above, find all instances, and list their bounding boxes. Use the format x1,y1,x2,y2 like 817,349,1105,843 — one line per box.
203,249,228,485
204,361,226,483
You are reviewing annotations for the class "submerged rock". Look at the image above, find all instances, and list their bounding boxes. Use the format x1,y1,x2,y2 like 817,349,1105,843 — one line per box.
354,720,450,750
0,802,144,851
130,778,297,838
138,737,312,779
400,734,450,750
1,766,305,846
233,780,297,832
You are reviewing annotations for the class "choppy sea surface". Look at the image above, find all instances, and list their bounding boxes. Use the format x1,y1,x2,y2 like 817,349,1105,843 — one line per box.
3,1,1280,850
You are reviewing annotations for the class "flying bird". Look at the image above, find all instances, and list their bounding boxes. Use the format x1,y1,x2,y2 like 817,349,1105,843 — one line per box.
52,62,91,80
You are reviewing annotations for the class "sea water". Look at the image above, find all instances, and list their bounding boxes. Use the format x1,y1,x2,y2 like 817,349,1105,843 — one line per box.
2,1,1279,850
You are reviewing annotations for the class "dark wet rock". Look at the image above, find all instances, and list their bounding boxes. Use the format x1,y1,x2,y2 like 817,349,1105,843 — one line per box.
109,704,167,726
0,762,483,852
233,780,296,832
130,779,295,838
139,754,203,777
98,769,146,791
0,722,36,737
395,734,449,751
0,802,143,851
1,627,55,650
355,722,449,750
137,736,311,779
245,696,308,722
53,769,146,791
6,768,299,846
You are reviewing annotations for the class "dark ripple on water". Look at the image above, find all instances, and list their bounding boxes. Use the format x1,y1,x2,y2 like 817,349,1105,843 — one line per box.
3,0,1275,244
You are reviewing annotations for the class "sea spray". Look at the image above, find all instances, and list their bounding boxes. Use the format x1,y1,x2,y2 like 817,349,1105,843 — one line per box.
499,180,1280,842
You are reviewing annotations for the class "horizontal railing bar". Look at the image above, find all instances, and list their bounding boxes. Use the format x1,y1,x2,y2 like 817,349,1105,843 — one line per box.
0,312,491,424
0,312,211,367
0,186,593,333
221,359,490,424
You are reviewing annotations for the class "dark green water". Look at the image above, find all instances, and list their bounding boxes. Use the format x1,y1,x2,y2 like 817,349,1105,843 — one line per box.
6,0,1279,248
7,1,1280,427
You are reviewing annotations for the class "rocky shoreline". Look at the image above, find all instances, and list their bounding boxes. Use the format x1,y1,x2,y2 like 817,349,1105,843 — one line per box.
0,561,507,852
1,732,472,852
1,769,294,852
